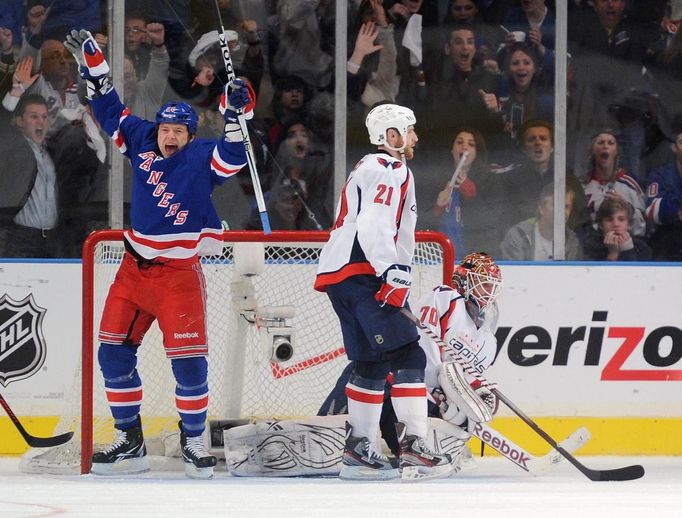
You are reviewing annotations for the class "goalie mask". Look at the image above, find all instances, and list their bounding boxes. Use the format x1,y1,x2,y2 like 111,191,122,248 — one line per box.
365,103,416,151
452,252,503,313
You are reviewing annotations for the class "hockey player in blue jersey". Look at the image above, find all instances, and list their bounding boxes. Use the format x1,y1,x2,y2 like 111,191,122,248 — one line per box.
64,29,256,479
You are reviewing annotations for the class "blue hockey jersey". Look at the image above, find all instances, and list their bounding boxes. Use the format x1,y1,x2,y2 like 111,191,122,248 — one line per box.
91,89,246,259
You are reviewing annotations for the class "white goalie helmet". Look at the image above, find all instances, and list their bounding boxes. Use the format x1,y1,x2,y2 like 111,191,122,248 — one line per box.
452,252,503,312
365,103,416,149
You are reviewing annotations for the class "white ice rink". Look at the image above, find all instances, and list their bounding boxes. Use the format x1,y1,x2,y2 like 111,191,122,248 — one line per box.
1,455,680,518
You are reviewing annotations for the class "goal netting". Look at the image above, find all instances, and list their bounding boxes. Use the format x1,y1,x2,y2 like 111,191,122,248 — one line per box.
20,230,453,474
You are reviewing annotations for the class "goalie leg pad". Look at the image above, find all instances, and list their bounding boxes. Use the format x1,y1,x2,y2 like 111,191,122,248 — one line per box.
425,417,471,473
438,362,493,424
223,416,347,477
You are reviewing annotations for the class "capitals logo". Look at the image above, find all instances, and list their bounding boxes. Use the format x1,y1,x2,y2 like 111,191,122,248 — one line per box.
0,294,47,387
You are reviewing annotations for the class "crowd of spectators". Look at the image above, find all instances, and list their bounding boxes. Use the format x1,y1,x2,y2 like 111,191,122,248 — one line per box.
0,0,681,263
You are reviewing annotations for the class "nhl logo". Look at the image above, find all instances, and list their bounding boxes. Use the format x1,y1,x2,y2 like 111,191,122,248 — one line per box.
0,294,47,387
374,334,384,345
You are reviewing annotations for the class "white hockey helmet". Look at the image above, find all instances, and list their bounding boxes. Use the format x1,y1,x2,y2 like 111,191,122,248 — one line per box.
452,252,503,311
365,103,416,149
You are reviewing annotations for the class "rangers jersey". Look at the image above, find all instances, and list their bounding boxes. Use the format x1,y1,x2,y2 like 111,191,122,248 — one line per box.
645,162,682,225
90,89,247,259
582,168,646,236
314,152,416,290
413,285,498,390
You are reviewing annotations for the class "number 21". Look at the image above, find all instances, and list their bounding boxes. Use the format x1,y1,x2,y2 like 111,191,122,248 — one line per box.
374,184,394,205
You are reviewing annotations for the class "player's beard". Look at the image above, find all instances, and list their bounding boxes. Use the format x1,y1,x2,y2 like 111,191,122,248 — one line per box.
403,145,415,161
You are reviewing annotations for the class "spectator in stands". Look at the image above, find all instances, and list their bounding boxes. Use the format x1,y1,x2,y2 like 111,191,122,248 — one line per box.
124,13,153,80
2,45,103,257
0,2,23,46
583,197,652,261
570,0,646,63
169,27,263,117
441,0,504,74
269,116,332,228
266,74,313,148
0,94,62,257
567,0,652,177
425,24,503,148
499,0,555,78
28,0,101,39
190,0,266,97
494,119,590,242
383,0,438,108
243,177,322,231
500,182,582,261
0,23,16,97
347,2,399,110
129,0,192,67
267,0,333,90
645,114,682,261
497,43,553,142
432,127,488,258
582,129,647,237
123,23,168,120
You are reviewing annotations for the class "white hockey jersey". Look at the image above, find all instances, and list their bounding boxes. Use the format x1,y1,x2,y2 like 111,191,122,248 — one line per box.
315,152,417,290
413,285,498,390
582,168,646,236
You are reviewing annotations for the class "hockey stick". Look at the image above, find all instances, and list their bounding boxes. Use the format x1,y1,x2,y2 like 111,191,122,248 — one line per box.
473,422,591,475
400,307,645,481
0,393,73,448
211,0,271,234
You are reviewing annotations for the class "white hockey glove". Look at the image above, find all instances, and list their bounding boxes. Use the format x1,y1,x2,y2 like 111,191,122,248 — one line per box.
64,29,112,99
375,264,411,308
438,362,494,424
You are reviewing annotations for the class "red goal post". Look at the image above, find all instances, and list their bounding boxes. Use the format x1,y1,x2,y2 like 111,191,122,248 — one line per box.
76,230,454,474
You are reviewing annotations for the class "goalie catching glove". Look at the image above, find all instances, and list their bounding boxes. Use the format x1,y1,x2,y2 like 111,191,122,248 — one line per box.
219,78,256,142
375,264,411,308
437,362,498,427
64,29,112,99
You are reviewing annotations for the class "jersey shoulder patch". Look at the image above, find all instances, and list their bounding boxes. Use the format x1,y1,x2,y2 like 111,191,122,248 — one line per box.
376,156,403,170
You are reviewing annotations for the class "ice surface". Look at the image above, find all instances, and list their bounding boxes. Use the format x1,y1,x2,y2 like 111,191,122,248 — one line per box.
0,456,680,517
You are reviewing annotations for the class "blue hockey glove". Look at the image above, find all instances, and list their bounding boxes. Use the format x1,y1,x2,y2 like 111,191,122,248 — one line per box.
219,78,256,120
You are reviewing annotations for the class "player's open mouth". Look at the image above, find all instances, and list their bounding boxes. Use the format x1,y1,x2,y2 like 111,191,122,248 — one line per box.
165,144,178,154
600,151,610,161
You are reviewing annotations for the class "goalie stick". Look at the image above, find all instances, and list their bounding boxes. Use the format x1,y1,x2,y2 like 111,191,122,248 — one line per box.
400,308,645,481
0,394,73,448
473,422,591,475
211,0,271,234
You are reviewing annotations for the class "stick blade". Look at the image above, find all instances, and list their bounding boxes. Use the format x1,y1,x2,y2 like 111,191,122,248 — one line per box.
589,464,645,482
26,431,74,448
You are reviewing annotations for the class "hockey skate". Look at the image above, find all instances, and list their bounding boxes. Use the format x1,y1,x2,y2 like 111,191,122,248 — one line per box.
396,422,454,481
91,425,149,475
179,421,217,480
339,422,399,481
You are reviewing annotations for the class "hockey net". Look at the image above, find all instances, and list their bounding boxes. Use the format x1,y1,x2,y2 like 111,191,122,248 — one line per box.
20,230,453,474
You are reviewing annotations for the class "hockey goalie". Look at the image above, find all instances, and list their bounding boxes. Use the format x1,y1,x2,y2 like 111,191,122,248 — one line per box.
223,252,503,478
